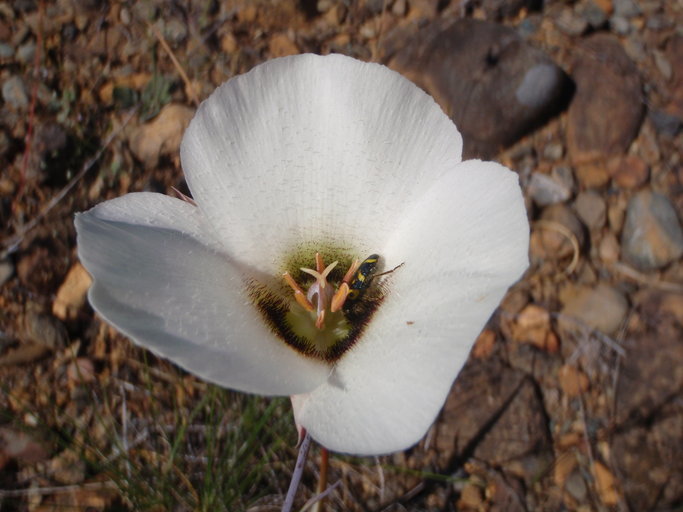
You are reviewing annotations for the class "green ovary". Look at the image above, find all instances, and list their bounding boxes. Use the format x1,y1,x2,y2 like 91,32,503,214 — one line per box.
285,305,352,353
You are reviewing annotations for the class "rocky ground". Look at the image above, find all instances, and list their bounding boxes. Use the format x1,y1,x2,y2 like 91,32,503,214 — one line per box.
0,0,682,511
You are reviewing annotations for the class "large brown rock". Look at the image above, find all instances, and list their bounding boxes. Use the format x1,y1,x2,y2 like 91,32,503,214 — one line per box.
388,19,573,158
434,356,553,486
611,292,683,510
665,35,683,120
567,33,644,164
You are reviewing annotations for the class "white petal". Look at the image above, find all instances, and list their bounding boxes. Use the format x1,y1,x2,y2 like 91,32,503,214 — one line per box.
181,54,463,271
293,160,529,455
75,192,329,395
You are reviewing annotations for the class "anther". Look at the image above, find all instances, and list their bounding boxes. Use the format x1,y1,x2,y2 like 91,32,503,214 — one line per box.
283,272,315,312
330,282,350,312
342,259,360,284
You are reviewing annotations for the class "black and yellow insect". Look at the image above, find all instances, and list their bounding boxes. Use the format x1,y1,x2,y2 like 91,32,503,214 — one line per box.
347,254,380,301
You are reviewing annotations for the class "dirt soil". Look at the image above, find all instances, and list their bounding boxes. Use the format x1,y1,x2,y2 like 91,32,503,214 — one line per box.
1,0,682,511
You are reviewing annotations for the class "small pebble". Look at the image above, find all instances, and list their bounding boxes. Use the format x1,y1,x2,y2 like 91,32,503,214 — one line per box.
622,189,683,270
529,172,572,207
164,18,187,44
599,232,620,263
648,110,681,137
653,50,672,81
15,41,35,63
512,304,551,349
556,8,588,36
552,166,576,194
607,154,649,189
392,0,407,16
613,0,640,17
268,33,298,58
579,1,608,28
317,0,333,12
0,130,9,158
645,14,670,30
565,470,589,501
560,283,628,334
558,364,590,397
131,1,157,21
517,16,541,39
575,190,606,230
607,194,627,232
610,15,631,35
623,35,647,62
359,20,377,39
2,75,29,110
24,312,68,350
363,0,385,15
544,142,564,161
0,43,13,59
0,260,13,286
575,163,610,188
119,6,131,24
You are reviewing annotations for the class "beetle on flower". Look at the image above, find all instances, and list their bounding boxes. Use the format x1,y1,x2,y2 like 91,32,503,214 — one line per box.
75,54,529,456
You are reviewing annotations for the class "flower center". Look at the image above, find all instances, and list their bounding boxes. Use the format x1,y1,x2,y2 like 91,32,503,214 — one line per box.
247,251,388,362
282,253,366,355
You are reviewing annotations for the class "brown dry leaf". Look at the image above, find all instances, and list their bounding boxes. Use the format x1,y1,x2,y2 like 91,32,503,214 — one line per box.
52,263,92,321
553,451,577,488
556,431,583,450
49,449,86,485
66,358,96,388
268,32,298,57
593,460,620,506
0,343,50,367
457,481,485,510
558,364,589,397
544,330,560,353
128,103,195,169
511,304,551,349
0,427,50,469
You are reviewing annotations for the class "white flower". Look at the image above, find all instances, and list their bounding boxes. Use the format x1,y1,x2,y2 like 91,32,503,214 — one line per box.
76,54,529,456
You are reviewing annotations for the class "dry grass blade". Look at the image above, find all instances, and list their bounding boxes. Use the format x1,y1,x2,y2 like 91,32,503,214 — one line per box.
148,22,200,107
533,219,581,275
300,480,341,512
610,261,683,293
0,481,116,499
